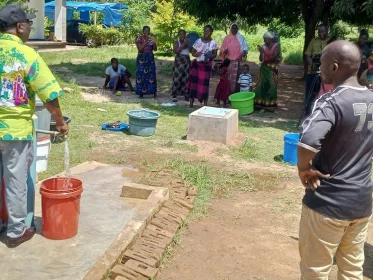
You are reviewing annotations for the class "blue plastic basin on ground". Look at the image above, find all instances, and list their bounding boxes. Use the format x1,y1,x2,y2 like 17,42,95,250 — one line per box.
283,133,300,165
127,109,160,137
101,122,129,132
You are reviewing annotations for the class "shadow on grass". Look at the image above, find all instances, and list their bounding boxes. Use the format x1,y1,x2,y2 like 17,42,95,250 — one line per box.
145,103,192,118
239,116,299,133
274,154,284,162
51,62,112,77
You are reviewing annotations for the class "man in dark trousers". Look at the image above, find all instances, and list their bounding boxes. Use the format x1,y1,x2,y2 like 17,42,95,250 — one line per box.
298,40,373,279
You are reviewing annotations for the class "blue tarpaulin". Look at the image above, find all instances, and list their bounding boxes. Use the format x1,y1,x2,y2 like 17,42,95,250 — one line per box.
45,1,128,27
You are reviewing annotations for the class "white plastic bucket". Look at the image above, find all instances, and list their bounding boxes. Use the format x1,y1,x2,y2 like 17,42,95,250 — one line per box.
36,135,51,173
35,96,51,138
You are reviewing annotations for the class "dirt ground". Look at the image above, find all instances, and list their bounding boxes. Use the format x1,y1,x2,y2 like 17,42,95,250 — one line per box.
158,182,373,280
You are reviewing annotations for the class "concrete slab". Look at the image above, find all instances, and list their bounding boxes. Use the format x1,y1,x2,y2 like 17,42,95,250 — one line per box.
187,106,239,144
0,162,168,280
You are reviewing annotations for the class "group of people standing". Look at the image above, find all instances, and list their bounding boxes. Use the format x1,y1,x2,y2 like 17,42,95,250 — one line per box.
104,24,283,110
171,24,282,109
303,24,373,117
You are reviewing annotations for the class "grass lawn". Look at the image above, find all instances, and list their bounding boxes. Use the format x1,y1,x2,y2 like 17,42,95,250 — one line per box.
40,45,174,78
40,45,298,219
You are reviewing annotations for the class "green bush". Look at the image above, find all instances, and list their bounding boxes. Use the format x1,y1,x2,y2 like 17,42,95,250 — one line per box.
283,50,303,65
120,0,155,44
330,21,350,39
212,31,226,47
152,0,201,54
44,17,54,39
245,32,304,65
268,18,303,38
79,24,123,47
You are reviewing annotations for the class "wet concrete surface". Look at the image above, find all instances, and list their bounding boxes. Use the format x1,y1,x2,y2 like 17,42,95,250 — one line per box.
0,163,167,280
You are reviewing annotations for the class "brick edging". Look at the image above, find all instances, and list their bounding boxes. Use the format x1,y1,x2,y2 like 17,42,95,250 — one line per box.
109,181,198,280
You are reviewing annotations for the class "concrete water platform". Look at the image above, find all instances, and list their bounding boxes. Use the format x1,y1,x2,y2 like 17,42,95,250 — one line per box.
0,162,168,280
187,106,239,144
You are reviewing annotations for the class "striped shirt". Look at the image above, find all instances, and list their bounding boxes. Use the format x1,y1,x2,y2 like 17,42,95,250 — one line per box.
238,74,252,91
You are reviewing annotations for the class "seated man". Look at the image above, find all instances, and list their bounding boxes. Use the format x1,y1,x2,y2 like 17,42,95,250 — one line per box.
104,58,134,95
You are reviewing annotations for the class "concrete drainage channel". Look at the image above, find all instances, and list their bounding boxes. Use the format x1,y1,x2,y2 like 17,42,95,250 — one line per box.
107,178,197,280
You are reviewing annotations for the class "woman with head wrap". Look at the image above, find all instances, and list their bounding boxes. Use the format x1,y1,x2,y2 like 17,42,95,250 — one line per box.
254,31,282,111
219,23,249,93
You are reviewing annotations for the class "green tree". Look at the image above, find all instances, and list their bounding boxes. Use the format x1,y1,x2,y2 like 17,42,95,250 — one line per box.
268,18,304,38
119,0,155,44
175,0,373,74
0,0,29,9
206,16,258,35
152,0,200,54
176,0,373,51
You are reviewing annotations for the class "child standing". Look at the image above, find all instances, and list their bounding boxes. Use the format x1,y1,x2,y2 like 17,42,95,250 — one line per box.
214,58,232,107
237,64,252,92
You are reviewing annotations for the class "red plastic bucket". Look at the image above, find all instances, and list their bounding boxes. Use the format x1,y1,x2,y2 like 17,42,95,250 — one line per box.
40,177,83,240
0,178,7,222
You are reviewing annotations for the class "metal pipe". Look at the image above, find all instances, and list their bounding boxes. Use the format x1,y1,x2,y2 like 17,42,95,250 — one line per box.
35,129,59,136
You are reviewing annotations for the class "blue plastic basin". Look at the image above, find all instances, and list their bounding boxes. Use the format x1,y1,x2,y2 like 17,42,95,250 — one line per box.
283,133,300,165
127,109,160,137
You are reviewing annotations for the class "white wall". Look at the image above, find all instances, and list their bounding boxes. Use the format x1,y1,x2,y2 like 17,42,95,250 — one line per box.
28,0,45,40
55,0,67,42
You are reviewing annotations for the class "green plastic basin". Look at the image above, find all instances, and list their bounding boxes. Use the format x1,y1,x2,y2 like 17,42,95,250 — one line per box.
127,109,160,137
228,92,256,115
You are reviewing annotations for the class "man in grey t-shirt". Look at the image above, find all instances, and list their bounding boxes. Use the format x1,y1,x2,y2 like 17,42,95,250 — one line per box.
298,40,373,279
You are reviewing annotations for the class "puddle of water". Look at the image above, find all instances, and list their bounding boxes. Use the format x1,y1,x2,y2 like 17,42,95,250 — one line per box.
122,164,145,181
121,186,152,199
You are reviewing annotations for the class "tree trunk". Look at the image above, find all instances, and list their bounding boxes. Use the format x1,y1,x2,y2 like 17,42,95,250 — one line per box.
301,0,326,78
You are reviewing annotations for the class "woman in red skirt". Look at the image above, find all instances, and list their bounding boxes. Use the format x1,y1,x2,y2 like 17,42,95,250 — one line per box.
214,58,232,107
188,25,219,108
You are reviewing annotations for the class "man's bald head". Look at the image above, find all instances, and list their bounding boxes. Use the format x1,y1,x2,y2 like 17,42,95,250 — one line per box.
320,40,361,85
323,40,361,70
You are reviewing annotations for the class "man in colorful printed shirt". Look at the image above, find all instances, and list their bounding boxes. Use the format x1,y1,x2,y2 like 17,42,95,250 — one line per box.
0,4,68,248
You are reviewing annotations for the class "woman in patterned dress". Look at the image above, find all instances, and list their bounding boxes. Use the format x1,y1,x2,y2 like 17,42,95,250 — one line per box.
188,25,219,108
254,31,282,111
135,26,157,99
171,29,190,102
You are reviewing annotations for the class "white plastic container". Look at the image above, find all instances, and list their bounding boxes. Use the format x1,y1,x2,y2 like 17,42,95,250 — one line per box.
35,96,51,138
36,135,51,173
